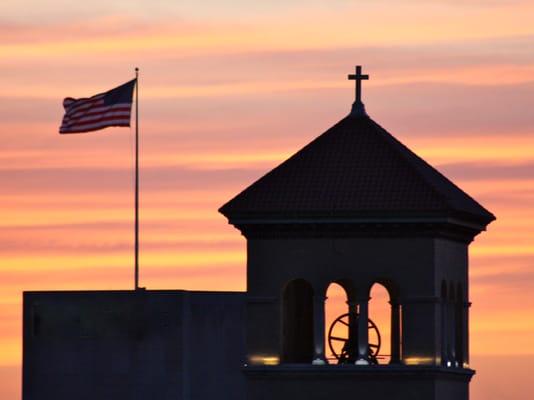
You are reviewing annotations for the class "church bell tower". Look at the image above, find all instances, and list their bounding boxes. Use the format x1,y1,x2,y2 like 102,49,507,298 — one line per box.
219,66,495,400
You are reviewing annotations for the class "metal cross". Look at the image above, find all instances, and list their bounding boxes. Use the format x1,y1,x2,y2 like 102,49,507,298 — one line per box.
348,65,369,104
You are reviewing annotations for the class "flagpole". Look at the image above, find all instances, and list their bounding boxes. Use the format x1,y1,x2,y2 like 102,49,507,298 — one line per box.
134,67,140,290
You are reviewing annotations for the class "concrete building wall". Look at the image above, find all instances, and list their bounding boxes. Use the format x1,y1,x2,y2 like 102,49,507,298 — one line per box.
23,290,246,400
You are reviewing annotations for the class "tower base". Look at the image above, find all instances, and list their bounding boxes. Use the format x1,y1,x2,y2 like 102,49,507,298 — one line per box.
244,365,474,400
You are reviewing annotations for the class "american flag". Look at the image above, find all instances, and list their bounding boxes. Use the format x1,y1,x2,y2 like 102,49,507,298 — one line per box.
59,79,136,134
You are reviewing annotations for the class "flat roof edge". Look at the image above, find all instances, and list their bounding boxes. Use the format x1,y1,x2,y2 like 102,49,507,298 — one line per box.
23,289,246,295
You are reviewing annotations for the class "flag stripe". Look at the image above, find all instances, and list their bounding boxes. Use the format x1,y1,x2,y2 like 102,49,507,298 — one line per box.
60,121,130,134
65,94,105,114
64,120,130,131
64,111,132,125
61,110,132,129
65,104,131,122
65,99,105,116
60,118,131,133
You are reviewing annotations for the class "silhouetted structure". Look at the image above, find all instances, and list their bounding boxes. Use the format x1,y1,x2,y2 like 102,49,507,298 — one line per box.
23,66,494,400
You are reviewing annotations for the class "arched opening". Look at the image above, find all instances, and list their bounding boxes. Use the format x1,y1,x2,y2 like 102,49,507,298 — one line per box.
369,283,393,364
441,280,448,366
448,282,457,366
281,279,314,363
323,280,401,365
455,283,464,367
324,282,352,363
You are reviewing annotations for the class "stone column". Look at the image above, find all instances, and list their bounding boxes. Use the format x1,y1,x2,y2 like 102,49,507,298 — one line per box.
312,295,327,365
347,300,358,362
441,297,448,366
448,298,456,366
390,300,401,364
455,300,463,367
355,298,369,365
462,301,470,368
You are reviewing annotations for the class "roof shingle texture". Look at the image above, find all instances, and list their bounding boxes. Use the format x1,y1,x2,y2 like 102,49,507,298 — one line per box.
219,115,495,224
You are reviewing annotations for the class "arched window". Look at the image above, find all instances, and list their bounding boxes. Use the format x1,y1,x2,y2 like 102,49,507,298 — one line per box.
441,280,448,366
368,282,401,364
448,282,457,366
324,282,352,364
281,279,314,363
455,283,464,367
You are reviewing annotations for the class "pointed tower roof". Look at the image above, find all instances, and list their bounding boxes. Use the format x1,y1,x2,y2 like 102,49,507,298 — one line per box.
219,67,495,238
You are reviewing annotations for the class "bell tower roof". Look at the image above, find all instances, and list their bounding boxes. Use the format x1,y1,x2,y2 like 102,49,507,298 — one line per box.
219,69,495,235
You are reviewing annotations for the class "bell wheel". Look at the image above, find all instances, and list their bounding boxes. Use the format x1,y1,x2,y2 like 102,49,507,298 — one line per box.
327,312,381,364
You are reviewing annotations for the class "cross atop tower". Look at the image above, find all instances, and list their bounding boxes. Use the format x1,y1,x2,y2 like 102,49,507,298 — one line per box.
348,65,369,116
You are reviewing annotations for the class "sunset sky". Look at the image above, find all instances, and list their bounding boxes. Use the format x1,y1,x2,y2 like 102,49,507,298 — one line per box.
1,1,534,399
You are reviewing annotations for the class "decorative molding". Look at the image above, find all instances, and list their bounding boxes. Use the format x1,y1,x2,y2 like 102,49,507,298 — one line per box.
243,364,475,382
231,220,480,243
